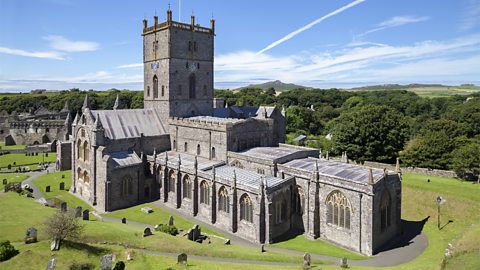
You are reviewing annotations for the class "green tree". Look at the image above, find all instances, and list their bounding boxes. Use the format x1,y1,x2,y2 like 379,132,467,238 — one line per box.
330,105,409,163
450,141,480,182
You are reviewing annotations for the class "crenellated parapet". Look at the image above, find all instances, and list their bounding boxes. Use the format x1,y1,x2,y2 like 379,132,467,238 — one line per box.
142,10,214,36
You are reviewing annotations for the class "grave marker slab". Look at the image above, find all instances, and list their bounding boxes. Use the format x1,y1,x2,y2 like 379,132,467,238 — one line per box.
59,182,65,190
82,209,89,220
45,185,51,192
140,207,153,214
75,206,82,218
100,254,113,270
168,215,174,226
25,227,38,244
303,253,311,269
60,202,67,212
143,227,153,237
177,253,187,264
121,218,127,224
46,258,56,270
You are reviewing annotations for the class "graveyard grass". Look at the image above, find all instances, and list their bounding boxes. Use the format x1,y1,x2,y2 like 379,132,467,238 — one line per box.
0,153,57,171
32,170,94,211
0,143,25,150
0,173,29,187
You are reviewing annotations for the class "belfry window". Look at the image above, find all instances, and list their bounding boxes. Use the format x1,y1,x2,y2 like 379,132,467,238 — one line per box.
153,75,158,98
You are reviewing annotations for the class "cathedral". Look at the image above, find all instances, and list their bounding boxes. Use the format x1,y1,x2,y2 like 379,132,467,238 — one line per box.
57,10,402,256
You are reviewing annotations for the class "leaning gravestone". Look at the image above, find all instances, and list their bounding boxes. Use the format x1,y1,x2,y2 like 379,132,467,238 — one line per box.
60,202,67,212
100,254,113,270
143,227,153,237
192,224,201,241
177,253,187,264
83,209,89,221
75,206,82,218
45,185,51,192
59,182,65,190
303,253,311,269
25,227,38,244
121,217,127,224
50,238,60,251
46,258,56,270
168,215,174,226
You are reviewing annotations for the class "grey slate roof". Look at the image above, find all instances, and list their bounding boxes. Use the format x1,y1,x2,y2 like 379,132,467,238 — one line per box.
205,165,287,190
92,109,167,140
282,158,386,183
187,116,243,124
110,151,142,168
238,146,301,160
153,151,222,171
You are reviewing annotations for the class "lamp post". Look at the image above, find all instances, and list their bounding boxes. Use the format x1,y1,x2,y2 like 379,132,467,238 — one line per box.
436,196,446,230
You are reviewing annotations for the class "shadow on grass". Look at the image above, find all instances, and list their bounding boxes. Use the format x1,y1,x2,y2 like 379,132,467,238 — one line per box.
270,228,305,243
375,216,429,254
63,240,111,256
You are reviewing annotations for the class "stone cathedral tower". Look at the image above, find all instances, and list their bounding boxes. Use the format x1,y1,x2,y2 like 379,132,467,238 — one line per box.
143,9,215,125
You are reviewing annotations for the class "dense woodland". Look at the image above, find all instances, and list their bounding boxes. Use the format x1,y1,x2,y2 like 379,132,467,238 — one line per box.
1,87,479,180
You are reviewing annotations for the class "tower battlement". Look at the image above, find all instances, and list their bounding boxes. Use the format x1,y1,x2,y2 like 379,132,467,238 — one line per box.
142,10,215,36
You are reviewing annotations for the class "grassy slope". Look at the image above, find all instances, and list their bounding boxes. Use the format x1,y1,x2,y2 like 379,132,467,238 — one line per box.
0,153,57,171
0,173,29,187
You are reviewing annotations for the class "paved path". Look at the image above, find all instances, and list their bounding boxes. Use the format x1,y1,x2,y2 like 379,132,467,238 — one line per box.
21,165,54,199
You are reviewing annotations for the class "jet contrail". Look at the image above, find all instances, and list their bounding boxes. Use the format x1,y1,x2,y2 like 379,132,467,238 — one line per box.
258,0,366,54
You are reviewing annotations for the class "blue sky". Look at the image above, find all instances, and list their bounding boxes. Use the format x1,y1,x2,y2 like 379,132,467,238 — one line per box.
1,0,480,91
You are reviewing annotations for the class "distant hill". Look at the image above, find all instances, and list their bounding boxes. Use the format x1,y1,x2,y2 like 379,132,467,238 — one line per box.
349,83,480,98
234,80,311,92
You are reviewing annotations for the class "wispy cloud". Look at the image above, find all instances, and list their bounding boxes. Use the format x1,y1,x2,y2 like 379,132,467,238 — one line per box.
44,35,99,52
117,63,143,69
0,47,65,60
257,0,366,54
461,0,480,31
359,15,430,37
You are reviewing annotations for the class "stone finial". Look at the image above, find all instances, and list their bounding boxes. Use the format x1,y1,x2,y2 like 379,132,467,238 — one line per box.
395,157,401,173
153,148,157,160
113,95,120,110
64,112,71,125
212,165,216,179
344,151,349,164
368,168,374,185
82,95,90,110
61,100,69,112
94,116,103,130
263,176,268,189
164,152,168,166
263,107,268,118
326,151,330,160
72,112,80,126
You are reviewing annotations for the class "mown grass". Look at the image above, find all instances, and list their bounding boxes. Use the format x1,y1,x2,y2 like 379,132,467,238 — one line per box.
0,173,29,187
0,143,25,150
32,170,93,211
0,153,56,171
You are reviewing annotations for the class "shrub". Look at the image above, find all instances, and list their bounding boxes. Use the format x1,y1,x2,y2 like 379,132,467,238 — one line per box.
154,224,179,236
113,261,126,270
0,241,19,262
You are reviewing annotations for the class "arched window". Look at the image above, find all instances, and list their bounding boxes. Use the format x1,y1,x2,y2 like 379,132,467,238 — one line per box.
161,85,165,97
153,75,159,98
240,194,253,223
77,167,82,181
200,181,210,205
189,74,196,99
211,147,216,159
83,170,90,183
381,191,391,231
168,170,176,193
197,144,201,155
326,191,351,229
182,175,192,199
218,186,229,213
83,141,89,162
184,142,188,152
156,165,163,185
77,140,83,160
147,86,150,97
122,176,133,196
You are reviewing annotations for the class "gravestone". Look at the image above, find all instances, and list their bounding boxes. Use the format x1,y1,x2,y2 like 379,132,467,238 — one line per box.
177,253,187,264
224,239,231,245
45,153,48,157
168,215,174,226
50,238,60,251
340,257,348,268
113,261,125,270
140,207,153,213
61,174,65,179
100,254,113,270
2,179,6,185
143,227,153,237
46,258,56,270
25,227,38,244
82,209,89,220
303,253,311,269
125,250,133,261
45,185,51,192
59,182,65,190
261,244,265,253
60,202,67,212
75,206,82,218
121,218,127,224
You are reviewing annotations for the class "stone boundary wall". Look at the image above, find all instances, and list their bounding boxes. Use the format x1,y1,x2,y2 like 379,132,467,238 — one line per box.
362,161,457,178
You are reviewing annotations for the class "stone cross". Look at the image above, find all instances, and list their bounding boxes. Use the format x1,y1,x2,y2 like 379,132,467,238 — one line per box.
60,202,67,212
46,258,56,270
25,227,38,244
100,254,113,270
177,253,187,264
143,227,153,237
168,215,174,226
59,182,65,190
45,185,51,192
75,206,82,218
82,209,89,220
121,217,127,224
303,253,311,269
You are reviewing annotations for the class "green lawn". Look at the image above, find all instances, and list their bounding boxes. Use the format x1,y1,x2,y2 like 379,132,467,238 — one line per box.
0,143,25,150
0,173,29,187
32,170,93,211
0,153,57,171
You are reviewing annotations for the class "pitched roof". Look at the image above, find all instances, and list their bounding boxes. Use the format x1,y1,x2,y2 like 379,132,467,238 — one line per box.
110,151,142,168
205,165,287,190
92,109,167,140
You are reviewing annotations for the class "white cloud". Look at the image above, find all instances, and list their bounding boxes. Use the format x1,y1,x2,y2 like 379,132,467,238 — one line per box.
44,35,99,52
117,63,143,69
359,15,430,37
258,0,366,54
0,46,65,60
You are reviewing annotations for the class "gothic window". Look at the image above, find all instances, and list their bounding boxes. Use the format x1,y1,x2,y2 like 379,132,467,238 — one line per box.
122,176,133,196
381,191,391,231
83,170,90,183
77,140,83,160
184,142,188,152
83,141,89,162
153,75,159,98
218,186,229,213
211,147,216,159
188,41,192,51
203,85,207,96
326,191,351,229
147,86,150,97
77,167,82,181
197,144,201,155
240,194,253,223
200,181,210,205
189,74,196,99
178,85,182,96
156,165,163,184
197,63,200,69
168,170,176,193
182,175,192,199
231,160,244,169
161,85,165,97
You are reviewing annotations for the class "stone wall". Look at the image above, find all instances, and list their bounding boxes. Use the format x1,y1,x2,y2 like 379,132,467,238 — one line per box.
56,141,72,171
363,161,457,178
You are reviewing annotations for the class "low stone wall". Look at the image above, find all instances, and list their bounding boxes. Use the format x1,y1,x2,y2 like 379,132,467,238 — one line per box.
362,161,457,178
